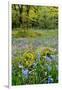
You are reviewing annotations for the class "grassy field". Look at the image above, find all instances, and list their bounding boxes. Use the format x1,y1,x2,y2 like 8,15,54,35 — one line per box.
12,28,58,85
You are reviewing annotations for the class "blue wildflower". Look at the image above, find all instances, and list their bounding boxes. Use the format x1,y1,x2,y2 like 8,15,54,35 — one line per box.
48,65,52,72
37,52,41,61
51,55,55,60
45,64,51,72
46,56,52,62
48,76,53,83
22,68,29,78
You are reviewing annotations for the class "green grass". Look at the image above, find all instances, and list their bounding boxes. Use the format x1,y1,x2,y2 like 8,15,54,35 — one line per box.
12,28,58,39
12,28,42,38
12,28,58,85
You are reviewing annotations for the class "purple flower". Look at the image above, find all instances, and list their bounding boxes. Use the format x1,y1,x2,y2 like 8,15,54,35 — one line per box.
48,76,53,83
22,68,29,78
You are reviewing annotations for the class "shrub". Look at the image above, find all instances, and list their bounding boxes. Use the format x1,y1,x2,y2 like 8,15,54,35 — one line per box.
20,51,36,68
36,47,56,57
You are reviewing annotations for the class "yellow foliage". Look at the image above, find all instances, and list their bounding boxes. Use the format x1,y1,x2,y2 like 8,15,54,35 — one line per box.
21,51,35,68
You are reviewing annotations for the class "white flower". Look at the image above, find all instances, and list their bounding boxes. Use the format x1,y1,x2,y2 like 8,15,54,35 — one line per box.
19,64,23,68
45,72,47,76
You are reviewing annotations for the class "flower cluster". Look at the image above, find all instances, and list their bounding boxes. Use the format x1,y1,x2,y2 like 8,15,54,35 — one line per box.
21,51,35,68
48,76,53,83
22,68,29,78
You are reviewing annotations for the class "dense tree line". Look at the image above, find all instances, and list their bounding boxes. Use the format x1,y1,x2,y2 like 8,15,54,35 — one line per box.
12,4,58,29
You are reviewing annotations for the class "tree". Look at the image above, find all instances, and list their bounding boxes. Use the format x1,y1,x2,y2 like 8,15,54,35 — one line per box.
12,5,58,29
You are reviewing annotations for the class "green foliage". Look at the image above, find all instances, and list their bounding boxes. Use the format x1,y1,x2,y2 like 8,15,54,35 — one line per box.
12,5,58,29
12,28,42,38
12,46,58,85
40,47,56,56
12,5,58,85
12,5,20,28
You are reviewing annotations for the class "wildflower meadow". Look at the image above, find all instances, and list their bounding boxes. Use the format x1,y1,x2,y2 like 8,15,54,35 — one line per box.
12,5,58,85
